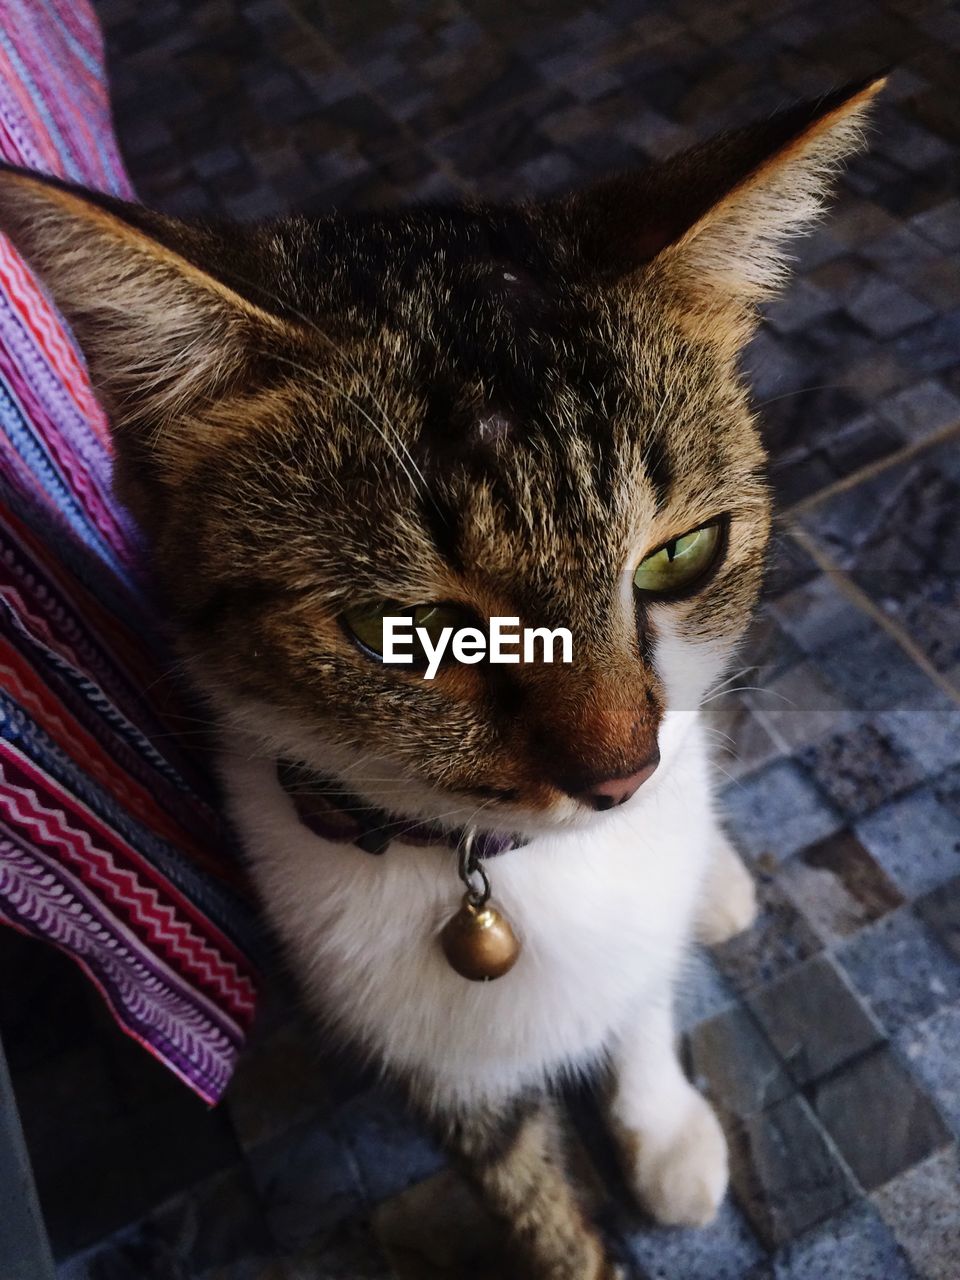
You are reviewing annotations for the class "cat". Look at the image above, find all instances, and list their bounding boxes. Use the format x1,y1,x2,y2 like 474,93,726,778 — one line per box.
0,73,883,1280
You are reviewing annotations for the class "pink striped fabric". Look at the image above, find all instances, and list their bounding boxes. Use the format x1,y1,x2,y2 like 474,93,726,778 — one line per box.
0,0,263,1103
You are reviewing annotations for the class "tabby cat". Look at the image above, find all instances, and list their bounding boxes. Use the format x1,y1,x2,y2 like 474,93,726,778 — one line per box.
0,74,882,1279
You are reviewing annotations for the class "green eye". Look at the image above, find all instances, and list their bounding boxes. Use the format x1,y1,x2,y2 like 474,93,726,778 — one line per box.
633,522,722,596
341,601,393,656
342,601,470,663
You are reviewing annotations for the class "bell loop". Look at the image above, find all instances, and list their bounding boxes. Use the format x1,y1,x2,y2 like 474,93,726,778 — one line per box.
456,828,491,908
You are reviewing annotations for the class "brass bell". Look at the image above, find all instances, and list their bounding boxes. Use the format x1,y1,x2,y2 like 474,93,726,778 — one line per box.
441,894,521,982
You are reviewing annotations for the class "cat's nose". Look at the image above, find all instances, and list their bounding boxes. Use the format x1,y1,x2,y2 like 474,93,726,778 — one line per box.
575,753,660,811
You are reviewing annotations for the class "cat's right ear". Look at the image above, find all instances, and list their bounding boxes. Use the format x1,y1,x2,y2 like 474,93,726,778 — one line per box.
553,76,885,348
0,166,288,447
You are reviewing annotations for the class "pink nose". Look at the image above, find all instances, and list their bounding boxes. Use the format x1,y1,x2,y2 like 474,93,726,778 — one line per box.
576,754,660,811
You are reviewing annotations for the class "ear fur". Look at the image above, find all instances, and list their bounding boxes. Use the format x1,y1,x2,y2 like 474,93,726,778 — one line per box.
662,76,886,304
556,76,886,338
0,166,286,436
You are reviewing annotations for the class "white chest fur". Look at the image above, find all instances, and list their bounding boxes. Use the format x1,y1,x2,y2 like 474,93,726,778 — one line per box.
220,711,714,1109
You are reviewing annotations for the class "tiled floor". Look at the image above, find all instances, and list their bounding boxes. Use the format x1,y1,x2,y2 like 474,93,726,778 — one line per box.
3,0,960,1276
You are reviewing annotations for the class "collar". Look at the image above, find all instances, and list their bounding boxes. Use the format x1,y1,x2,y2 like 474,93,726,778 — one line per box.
277,760,526,858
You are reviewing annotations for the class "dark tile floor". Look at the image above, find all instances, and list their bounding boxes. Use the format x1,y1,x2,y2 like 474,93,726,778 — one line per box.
3,0,959,1276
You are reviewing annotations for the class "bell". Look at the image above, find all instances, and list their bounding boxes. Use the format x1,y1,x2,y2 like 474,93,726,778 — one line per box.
440,894,521,981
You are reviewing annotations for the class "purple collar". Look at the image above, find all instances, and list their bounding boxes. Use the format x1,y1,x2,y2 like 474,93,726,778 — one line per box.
277,760,524,858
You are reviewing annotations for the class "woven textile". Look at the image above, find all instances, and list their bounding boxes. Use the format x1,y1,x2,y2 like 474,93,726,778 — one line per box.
0,0,262,1103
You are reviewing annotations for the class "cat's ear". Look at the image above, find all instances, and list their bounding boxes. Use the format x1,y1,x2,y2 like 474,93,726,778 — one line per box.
556,76,885,340
0,166,287,437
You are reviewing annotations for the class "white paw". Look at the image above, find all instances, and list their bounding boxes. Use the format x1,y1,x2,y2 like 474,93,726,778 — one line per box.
696,836,757,946
629,1090,729,1228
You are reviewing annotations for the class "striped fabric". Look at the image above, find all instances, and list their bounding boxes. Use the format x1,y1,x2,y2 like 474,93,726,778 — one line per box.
0,0,262,1103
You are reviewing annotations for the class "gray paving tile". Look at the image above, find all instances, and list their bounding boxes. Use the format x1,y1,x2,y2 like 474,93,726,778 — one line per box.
880,706,960,776
856,789,960,898
720,760,843,865
799,723,922,821
246,1117,366,1250
915,875,960,963
333,1092,446,1206
770,1202,916,1280
675,949,738,1031
877,377,960,442
896,1005,960,1138
746,955,884,1088
726,1094,854,1248
811,1044,951,1191
836,909,960,1035
623,1196,764,1280
686,1006,793,1119
710,869,823,997
872,1146,960,1280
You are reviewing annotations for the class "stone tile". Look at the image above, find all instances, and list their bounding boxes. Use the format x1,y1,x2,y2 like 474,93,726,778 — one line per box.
846,275,935,339
765,279,836,335
836,909,960,1036
334,1091,446,1205
246,1118,366,1250
800,443,960,681
726,1094,854,1248
720,760,842,865
813,1044,951,1191
813,625,946,714
856,789,960,897
737,611,806,684
877,377,960,442
912,197,960,251
915,875,960,963
778,831,905,946
767,576,872,658
623,1196,764,1280
710,869,823,998
675,949,738,1031
751,663,863,756
896,1003,960,1139
935,762,960,823
799,723,922,820
872,1147,960,1280
770,1202,915,1280
686,1006,793,1119
895,307,960,378
880,706,960,775
746,955,884,1088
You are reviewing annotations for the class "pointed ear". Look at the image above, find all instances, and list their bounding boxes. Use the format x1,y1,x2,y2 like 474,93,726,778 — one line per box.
555,76,885,340
0,166,288,438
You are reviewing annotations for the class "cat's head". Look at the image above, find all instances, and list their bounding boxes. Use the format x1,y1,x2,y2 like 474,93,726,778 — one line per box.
0,78,882,835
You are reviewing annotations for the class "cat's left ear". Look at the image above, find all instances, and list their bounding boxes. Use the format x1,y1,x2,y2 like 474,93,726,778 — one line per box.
0,165,288,438
555,75,886,341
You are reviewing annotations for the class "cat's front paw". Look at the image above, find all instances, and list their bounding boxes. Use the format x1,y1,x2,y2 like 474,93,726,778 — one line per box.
696,834,757,946
627,1089,729,1227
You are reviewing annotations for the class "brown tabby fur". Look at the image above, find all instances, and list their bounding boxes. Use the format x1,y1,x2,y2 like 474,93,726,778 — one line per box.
0,75,882,1279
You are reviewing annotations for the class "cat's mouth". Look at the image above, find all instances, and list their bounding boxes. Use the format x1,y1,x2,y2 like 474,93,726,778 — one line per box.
276,760,526,857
